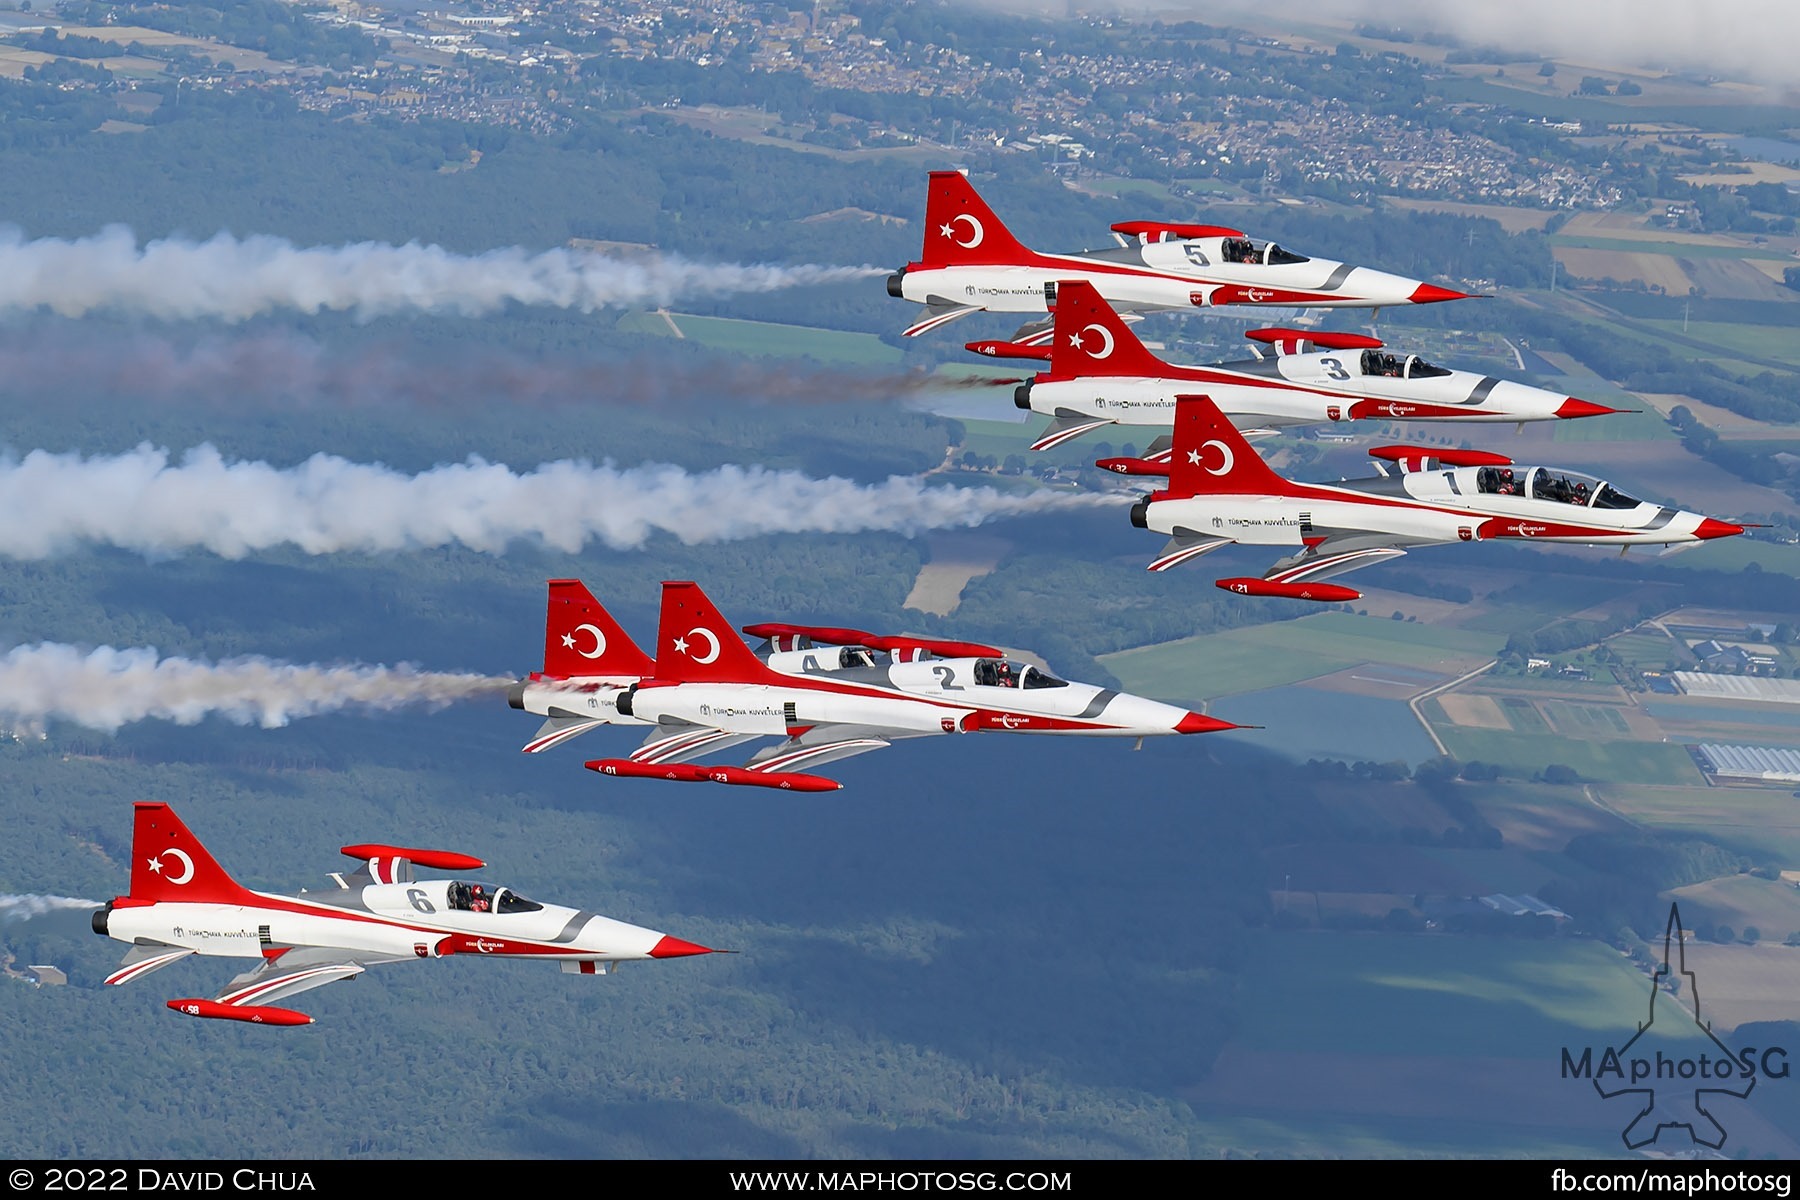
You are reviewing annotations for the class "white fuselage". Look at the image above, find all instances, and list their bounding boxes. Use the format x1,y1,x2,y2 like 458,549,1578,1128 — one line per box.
901,239,1434,314
1145,466,1721,549
632,656,1196,737
103,880,669,963
1024,352,1580,429
514,676,653,727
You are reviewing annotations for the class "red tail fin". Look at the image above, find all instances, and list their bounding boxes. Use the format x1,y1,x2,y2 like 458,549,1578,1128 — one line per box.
1048,280,1170,377
1165,395,1298,498
656,581,780,683
916,170,1032,267
129,803,255,904
542,579,655,679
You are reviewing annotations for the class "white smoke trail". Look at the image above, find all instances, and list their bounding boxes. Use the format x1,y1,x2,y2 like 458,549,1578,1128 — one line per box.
0,894,102,923
0,444,1114,559
0,226,884,321
0,644,512,734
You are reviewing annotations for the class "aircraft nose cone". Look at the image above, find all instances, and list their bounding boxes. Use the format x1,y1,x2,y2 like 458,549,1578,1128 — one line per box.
1408,283,1475,304
1556,398,1620,419
1695,518,1745,540
650,935,716,958
1176,711,1237,734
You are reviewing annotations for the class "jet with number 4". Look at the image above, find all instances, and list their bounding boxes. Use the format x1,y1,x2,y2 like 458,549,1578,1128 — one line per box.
888,170,1476,343
972,279,1623,452
94,802,718,1026
1108,394,1745,601
513,578,1239,792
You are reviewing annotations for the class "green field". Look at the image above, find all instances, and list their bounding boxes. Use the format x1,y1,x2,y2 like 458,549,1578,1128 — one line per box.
1605,632,1686,671
1641,320,1800,370
1233,933,1699,1057
1541,701,1632,737
1654,537,1800,577
1548,234,1794,262
1550,405,1677,443
1101,611,1498,701
1599,784,1800,861
1499,695,1551,733
1434,728,1704,785
614,310,903,366
1667,875,1800,942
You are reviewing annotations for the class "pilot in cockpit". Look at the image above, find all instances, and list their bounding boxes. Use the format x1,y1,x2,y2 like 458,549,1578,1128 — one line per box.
1222,238,1256,264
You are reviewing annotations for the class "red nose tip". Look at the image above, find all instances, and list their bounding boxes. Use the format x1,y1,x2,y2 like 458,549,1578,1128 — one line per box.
1555,398,1620,419
1176,712,1237,734
1694,518,1744,540
1408,283,1475,304
649,935,716,959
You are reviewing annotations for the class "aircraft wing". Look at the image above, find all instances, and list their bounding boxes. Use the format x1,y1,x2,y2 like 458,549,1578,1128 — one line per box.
1261,535,1410,585
212,947,409,1009
523,712,607,754
1032,410,1117,452
741,724,902,775
904,302,983,338
630,720,763,767
105,942,197,987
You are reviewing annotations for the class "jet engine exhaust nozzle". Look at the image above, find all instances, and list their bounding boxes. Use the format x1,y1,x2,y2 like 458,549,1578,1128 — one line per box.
1129,498,1150,529
886,271,906,299
1013,383,1032,411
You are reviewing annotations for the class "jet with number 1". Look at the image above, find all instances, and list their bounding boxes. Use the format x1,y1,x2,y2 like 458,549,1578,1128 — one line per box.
975,279,1623,452
512,578,1241,792
94,802,718,1026
888,170,1477,342
1110,394,1746,601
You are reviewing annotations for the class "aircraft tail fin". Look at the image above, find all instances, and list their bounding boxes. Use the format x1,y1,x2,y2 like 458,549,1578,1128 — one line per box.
128,803,256,904
656,582,781,684
917,170,1032,267
1048,280,1169,377
542,579,655,679
1164,394,1299,499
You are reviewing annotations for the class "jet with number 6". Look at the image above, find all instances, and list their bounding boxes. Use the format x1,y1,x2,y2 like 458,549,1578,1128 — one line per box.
975,279,1623,453
93,802,718,1026
514,578,1240,792
1109,394,1745,601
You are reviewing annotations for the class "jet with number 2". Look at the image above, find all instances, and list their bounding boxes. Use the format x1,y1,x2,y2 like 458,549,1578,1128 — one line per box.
975,279,1623,452
1109,394,1745,601
93,802,718,1026
511,578,1239,792
888,170,1476,342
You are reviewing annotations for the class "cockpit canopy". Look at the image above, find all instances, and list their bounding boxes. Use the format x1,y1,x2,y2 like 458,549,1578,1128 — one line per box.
1219,237,1310,266
1474,466,1641,509
971,658,1068,689
448,881,543,915
1360,349,1451,380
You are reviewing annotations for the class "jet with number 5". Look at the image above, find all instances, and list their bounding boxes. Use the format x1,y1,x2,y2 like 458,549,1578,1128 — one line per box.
518,579,1239,792
93,802,718,1026
1108,394,1745,601
973,279,1623,452
888,170,1476,342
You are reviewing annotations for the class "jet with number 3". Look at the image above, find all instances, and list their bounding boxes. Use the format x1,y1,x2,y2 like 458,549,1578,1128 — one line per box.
1109,394,1745,601
94,802,718,1026
512,578,1239,792
973,279,1623,453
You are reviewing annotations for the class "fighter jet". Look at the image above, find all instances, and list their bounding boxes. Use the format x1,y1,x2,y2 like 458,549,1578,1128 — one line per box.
508,578,659,753
514,578,1238,791
887,170,1476,342
978,280,1623,452
93,802,718,1026
1110,394,1745,601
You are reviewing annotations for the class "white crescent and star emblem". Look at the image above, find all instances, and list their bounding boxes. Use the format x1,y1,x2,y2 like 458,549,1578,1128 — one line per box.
675,627,721,665
1076,322,1114,359
941,213,984,248
567,623,607,659
1199,439,1234,476
148,848,195,885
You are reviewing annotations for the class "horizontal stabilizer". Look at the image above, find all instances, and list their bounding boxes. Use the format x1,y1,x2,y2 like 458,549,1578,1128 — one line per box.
521,713,605,754
1147,535,1232,573
905,303,982,338
1032,412,1114,452
105,944,196,988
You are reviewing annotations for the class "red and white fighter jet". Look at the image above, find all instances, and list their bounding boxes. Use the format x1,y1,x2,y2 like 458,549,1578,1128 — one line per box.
888,170,1476,342
511,578,1239,792
94,802,717,1026
975,279,1623,452
1110,394,1746,601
